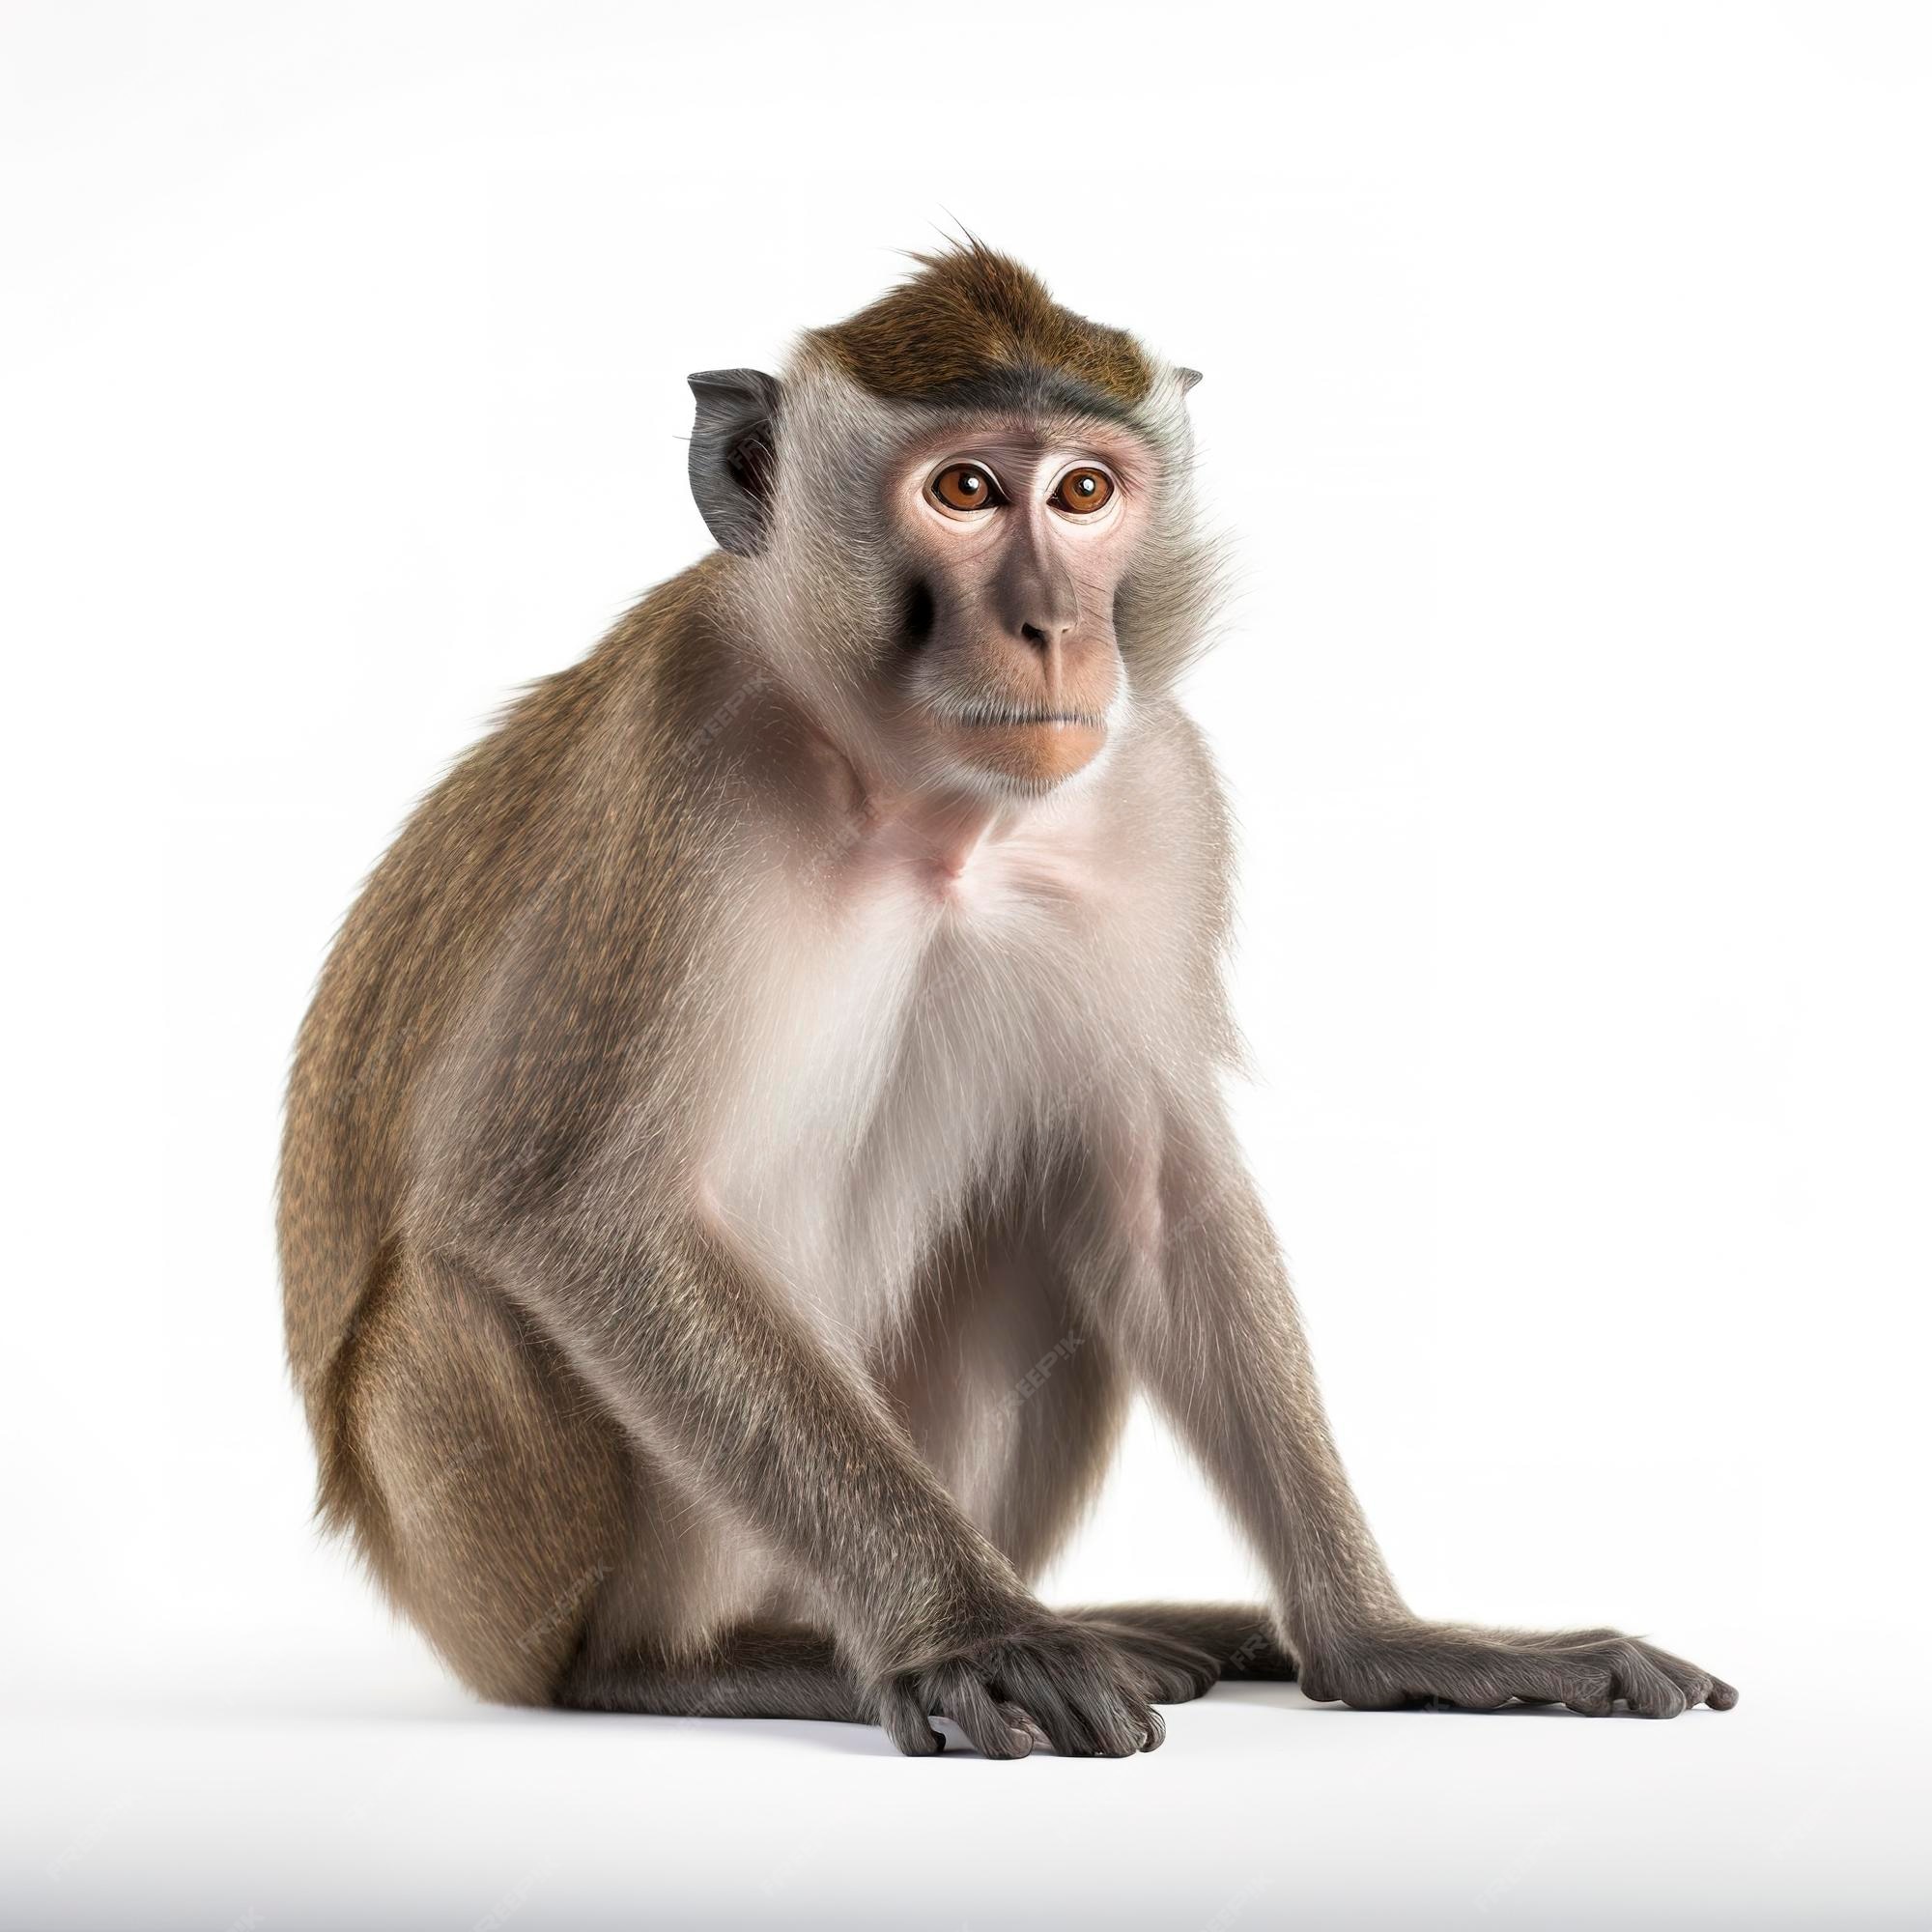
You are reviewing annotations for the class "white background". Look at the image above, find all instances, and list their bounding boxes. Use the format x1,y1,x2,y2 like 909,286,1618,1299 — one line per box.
4,4,1928,1927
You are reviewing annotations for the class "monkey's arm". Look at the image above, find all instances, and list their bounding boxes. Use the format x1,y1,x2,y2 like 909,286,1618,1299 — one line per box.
1098,1103,1406,1650
497,1213,1165,1756
1091,1100,1736,1718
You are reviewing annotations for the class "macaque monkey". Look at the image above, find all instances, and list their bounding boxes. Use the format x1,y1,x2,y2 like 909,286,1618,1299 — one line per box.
279,243,1734,1756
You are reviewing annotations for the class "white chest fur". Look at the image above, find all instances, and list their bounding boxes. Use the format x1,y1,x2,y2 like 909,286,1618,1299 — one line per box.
700,803,1133,1352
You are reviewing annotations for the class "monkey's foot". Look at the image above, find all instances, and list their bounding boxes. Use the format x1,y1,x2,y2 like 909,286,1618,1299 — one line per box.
873,1616,1166,1759
1297,1619,1738,1718
1065,1603,1294,1701
1065,1618,1220,1705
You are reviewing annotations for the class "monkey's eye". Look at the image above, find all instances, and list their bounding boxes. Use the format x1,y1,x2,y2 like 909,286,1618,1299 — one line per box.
927,463,1003,514
1049,467,1116,515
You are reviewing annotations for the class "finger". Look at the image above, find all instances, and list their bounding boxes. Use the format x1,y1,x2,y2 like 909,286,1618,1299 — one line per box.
1443,1688,1512,1713
1344,1688,1427,1712
1429,1656,1510,1712
997,1655,1100,1757
1563,1694,1613,1717
877,1678,945,1756
1328,1656,1425,1711
938,1670,1033,1760
1610,1645,1688,1719
999,1701,1051,1750
1070,1657,1160,1755
1514,1642,1614,1717
1642,1653,1714,1710
1132,1697,1166,1751
1636,1642,1739,1713
1074,1686,1155,1755
1037,1695,1100,1755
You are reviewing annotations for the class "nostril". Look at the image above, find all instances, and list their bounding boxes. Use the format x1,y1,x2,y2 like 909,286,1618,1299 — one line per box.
1020,622,1049,650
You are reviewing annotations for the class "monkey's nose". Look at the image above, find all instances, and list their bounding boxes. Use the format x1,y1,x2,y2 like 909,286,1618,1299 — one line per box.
1018,618,1074,652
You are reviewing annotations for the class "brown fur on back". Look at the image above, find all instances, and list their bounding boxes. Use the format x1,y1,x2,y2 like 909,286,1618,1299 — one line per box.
277,557,726,1491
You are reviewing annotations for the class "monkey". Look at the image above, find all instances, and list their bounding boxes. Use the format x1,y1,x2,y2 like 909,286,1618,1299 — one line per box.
278,242,1735,1758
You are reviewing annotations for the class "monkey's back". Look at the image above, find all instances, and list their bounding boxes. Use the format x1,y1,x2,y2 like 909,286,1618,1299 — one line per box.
275,562,720,1466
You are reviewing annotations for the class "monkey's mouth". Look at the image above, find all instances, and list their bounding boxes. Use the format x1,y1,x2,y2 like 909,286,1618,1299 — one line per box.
937,700,1110,785
952,701,1107,731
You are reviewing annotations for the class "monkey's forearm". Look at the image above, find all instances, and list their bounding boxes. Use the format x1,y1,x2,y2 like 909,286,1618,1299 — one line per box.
1117,1158,1406,1648
504,1219,1035,1671
1143,1294,1402,1641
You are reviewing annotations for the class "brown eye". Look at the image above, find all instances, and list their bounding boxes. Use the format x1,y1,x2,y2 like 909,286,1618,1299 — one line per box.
1050,467,1115,515
928,464,1001,513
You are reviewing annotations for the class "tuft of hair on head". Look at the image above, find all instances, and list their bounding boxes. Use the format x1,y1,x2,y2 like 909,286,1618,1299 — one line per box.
810,240,1154,408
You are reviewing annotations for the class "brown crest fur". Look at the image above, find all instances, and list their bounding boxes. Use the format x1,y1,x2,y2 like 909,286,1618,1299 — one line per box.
812,241,1153,405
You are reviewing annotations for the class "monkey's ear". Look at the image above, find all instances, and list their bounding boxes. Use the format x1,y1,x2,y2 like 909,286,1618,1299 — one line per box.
1176,367,1204,394
688,369,782,557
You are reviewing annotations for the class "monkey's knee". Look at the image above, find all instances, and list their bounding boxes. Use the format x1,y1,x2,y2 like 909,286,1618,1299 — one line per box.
334,1248,631,1706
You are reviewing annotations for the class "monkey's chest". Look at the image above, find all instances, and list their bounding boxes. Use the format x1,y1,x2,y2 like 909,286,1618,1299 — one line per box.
702,845,1130,1347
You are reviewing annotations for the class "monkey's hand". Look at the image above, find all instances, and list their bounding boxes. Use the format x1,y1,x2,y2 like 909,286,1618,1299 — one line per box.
1296,1618,1738,1718
870,1612,1167,1759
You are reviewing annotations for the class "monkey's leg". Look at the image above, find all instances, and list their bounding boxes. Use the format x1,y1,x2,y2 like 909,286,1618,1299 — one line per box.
557,1620,868,1722
1063,1604,1297,1698
488,1216,1161,1759
329,1242,631,1707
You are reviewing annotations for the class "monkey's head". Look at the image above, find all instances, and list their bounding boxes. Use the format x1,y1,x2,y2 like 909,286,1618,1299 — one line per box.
689,243,1216,799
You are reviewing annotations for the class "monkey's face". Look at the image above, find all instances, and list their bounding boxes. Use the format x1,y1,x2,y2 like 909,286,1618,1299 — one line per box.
886,427,1151,794
692,344,1210,803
